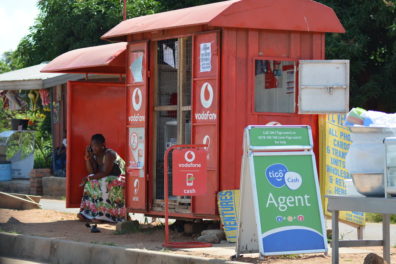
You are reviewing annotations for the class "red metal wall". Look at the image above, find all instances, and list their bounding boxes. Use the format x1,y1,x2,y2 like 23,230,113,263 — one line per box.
220,29,324,191
66,82,126,208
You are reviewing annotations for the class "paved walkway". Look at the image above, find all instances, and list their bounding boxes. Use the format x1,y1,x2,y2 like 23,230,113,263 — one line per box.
0,257,47,264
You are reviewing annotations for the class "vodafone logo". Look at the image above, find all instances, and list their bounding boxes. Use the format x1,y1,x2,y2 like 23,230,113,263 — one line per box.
203,135,210,150
184,151,196,163
203,135,210,159
132,88,143,111
200,82,214,109
133,178,139,195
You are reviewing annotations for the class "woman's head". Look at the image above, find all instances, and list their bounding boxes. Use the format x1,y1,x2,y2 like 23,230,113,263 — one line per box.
90,134,106,154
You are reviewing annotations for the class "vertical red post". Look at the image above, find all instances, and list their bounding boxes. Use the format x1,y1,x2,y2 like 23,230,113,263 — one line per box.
123,0,127,20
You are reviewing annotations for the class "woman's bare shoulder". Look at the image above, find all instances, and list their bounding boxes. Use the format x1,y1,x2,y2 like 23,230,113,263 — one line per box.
104,148,117,158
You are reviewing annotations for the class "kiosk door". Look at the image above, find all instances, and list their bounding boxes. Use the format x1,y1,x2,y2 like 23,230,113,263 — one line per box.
192,31,220,215
152,37,193,210
126,41,149,210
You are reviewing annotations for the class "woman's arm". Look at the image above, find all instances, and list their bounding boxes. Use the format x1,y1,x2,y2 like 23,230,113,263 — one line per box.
89,150,116,180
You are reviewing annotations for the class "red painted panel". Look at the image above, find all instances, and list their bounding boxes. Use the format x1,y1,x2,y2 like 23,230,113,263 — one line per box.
126,42,149,210
300,33,313,59
220,29,238,191
260,31,290,58
193,125,218,169
66,82,126,208
192,31,220,215
193,170,217,215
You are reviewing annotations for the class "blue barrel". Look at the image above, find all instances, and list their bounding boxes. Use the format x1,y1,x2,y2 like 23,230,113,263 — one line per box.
0,163,12,181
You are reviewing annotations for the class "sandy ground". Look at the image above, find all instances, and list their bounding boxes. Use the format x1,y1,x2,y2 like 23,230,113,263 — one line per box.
0,208,395,263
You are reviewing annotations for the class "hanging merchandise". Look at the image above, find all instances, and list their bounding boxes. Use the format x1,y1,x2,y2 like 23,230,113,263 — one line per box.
28,90,38,110
282,64,295,94
0,90,9,110
5,91,28,111
273,61,282,76
163,44,175,68
265,61,278,89
39,89,50,106
255,60,267,75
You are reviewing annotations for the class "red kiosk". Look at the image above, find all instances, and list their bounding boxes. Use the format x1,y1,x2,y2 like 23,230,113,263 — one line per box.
42,0,345,220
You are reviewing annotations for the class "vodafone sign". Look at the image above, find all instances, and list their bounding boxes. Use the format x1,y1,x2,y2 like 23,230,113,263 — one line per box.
132,88,143,111
128,87,145,123
172,149,208,196
200,82,214,109
195,81,217,122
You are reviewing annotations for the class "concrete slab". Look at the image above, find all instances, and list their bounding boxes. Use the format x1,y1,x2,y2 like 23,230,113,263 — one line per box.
0,179,30,194
10,193,41,203
0,257,47,264
0,192,40,210
0,232,246,264
42,176,65,197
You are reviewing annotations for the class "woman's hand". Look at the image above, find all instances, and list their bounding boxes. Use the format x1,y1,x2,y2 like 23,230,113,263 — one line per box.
85,145,93,160
80,176,88,187
80,174,95,187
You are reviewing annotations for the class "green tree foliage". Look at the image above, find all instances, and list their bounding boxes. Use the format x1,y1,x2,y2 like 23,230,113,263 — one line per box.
12,0,159,67
0,61,10,74
0,100,10,132
0,51,22,73
320,0,396,111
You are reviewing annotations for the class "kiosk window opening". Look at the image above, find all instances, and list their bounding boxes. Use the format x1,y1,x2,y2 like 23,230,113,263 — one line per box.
254,60,296,113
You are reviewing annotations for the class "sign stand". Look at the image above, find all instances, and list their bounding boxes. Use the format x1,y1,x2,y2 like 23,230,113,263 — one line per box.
236,125,327,257
163,144,212,248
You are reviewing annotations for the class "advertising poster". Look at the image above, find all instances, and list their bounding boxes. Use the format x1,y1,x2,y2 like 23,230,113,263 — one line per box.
130,51,143,83
249,126,311,148
237,126,326,256
128,127,145,170
172,149,207,196
217,190,240,242
252,153,327,255
320,114,365,225
200,42,211,72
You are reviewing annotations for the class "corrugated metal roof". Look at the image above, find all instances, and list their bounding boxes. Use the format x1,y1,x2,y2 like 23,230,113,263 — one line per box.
0,63,83,90
0,64,63,82
41,42,127,74
102,0,345,41
101,1,237,40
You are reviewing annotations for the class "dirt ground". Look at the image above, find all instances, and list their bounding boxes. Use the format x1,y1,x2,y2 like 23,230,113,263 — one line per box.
0,208,395,264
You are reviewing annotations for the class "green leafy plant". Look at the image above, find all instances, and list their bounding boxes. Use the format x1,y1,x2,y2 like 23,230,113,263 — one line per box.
33,131,52,169
366,213,396,224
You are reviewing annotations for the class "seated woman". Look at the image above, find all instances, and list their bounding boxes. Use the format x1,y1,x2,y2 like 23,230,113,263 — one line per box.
77,134,126,223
